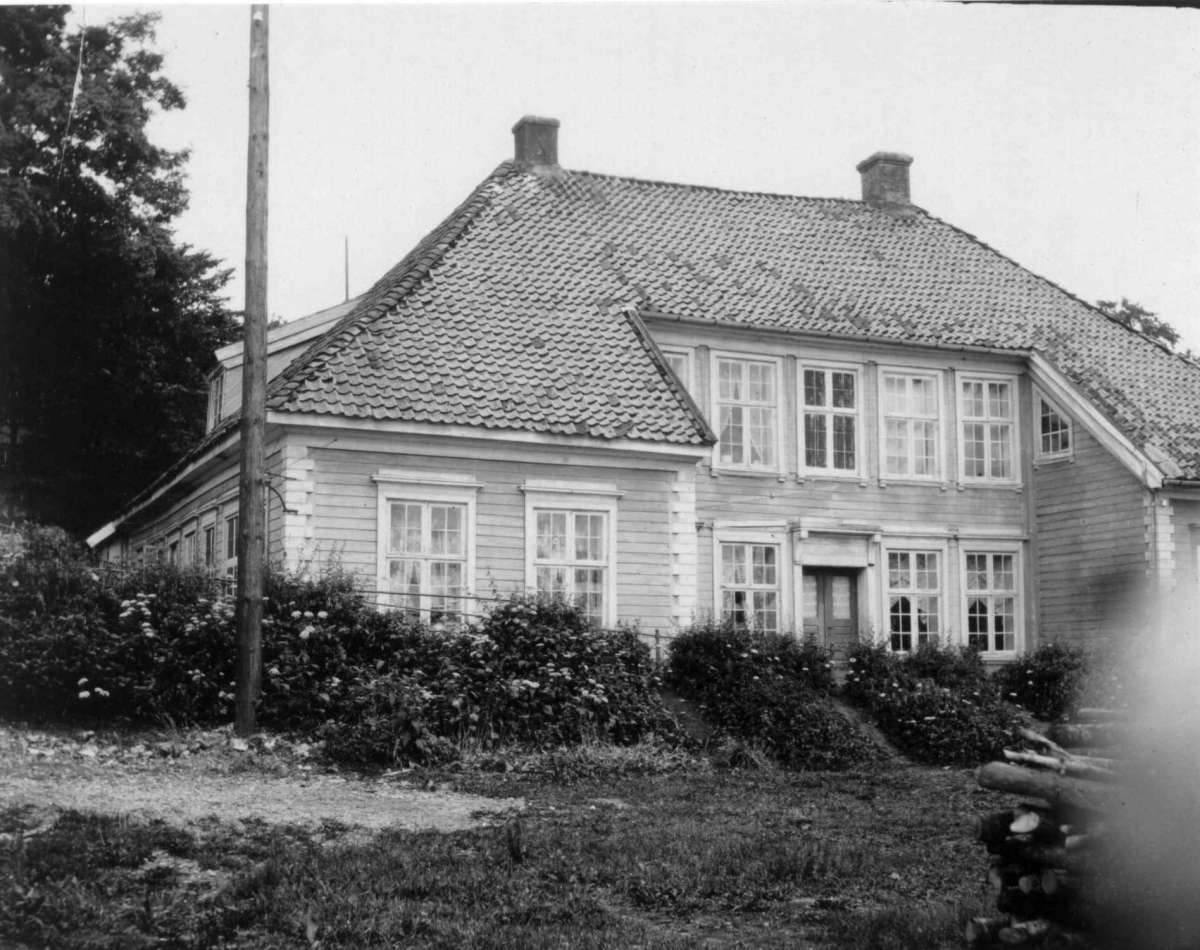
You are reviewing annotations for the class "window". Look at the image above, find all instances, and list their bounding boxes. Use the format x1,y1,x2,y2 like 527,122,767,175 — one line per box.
207,371,224,431
719,542,780,633
384,501,468,622
715,356,779,469
965,552,1019,653
523,480,618,626
660,347,692,391
203,525,216,571
1035,393,1072,460
887,550,941,651
167,539,179,566
532,509,608,623
182,530,197,568
801,366,859,474
960,377,1016,481
224,513,239,578
882,371,940,478
375,472,480,625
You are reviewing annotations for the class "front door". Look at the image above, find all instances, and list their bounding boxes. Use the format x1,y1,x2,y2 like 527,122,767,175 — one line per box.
802,569,858,657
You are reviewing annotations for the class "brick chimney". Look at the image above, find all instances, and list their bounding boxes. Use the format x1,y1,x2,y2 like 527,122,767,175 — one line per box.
856,151,913,207
512,116,559,167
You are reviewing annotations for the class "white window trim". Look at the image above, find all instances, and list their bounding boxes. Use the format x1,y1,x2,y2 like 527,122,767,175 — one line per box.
711,523,792,632
375,471,481,620
659,345,693,392
877,365,945,484
959,542,1024,659
710,350,785,475
881,540,950,653
1032,386,1074,463
522,480,620,626
798,360,863,479
955,370,1022,485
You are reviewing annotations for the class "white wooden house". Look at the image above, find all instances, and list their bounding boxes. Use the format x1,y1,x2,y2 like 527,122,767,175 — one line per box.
90,117,1200,659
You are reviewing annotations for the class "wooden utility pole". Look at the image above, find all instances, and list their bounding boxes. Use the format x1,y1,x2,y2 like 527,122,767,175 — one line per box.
235,4,269,736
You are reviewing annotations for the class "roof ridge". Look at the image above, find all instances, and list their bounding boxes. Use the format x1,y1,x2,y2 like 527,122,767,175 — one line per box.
561,165,888,209
266,161,521,406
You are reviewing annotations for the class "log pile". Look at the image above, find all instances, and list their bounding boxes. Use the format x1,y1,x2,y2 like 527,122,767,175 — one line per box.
968,719,1122,948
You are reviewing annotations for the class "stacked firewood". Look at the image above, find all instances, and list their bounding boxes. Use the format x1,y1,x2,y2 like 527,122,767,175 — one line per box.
967,714,1122,948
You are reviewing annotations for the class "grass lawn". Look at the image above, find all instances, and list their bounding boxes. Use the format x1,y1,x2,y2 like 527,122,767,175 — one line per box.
0,747,1012,949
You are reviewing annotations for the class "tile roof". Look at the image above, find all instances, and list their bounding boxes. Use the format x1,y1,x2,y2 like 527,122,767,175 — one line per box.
268,161,1200,478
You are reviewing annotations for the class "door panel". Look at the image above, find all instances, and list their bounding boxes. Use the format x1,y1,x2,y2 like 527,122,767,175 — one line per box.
802,569,858,656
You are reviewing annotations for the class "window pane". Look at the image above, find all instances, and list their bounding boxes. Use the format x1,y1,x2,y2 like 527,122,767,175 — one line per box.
722,589,747,627
752,544,776,586
913,378,937,416
747,362,775,403
832,415,855,469
832,372,855,409
888,552,910,589
747,407,775,465
721,544,745,585
574,513,605,561
389,559,422,615
430,504,464,556
915,553,938,589
573,567,605,623
990,425,1013,478
752,591,778,633
536,511,567,560
962,380,984,418
804,370,825,407
966,555,987,589
963,422,986,477
805,413,827,468
914,421,937,475
885,419,908,475
719,406,743,464
993,555,1015,590
988,382,1011,419
916,595,939,634
536,565,568,598
718,360,741,401
390,503,423,554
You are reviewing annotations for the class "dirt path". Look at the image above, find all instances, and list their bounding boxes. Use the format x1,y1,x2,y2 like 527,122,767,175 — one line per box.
0,726,522,836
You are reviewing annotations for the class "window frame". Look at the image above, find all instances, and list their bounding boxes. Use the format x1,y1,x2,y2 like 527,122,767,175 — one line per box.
877,366,945,483
374,471,481,624
710,350,784,474
956,371,1021,485
223,511,239,579
882,544,947,653
960,544,1023,658
522,480,620,627
798,361,863,479
711,524,792,634
1033,386,1074,462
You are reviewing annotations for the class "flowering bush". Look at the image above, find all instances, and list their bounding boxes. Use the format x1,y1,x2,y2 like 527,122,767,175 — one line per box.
665,621,874,770
843,640,1018,765
992,641,1090,721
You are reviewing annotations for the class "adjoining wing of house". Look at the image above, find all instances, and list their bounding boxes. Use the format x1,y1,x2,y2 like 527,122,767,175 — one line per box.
89,116,1200,659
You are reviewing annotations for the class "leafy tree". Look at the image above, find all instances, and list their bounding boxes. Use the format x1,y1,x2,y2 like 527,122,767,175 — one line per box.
1096,297,1182,351
0,7,238,533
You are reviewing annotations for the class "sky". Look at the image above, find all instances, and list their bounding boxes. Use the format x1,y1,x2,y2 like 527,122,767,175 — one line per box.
77,2,1200,352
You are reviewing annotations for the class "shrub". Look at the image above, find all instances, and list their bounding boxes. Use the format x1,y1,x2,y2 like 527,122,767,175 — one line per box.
321,597,678,765
993,641,1089,721
666,621,875,770
844,640,1018,765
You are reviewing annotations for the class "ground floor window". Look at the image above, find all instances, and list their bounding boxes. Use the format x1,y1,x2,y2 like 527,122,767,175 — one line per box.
224,513,239,579
719,542,780,633
385,500,468,623
965,551,1018,652
532,509,608,624
887,550,940,651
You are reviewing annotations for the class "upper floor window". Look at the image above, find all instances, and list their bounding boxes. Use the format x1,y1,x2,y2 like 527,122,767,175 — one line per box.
960,377,1016,481
801,366,859,475
660,347,692,391
715,356,778,470
207,371,224,431
719,542,779,633
882,371,940,478
1035,393,1072,460
887,550,941,651
964,551,1019,653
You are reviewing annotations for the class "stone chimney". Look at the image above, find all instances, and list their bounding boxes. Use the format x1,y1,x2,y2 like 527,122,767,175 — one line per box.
856,151,913,207
512,116,560,167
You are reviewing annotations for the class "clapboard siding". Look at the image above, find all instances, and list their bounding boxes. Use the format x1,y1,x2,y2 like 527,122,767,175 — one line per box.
308,444,677,630
1034,427,1148,645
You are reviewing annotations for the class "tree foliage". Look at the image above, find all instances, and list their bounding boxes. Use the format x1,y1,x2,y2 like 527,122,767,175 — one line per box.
0,7,238,533
1096,297,1181,351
